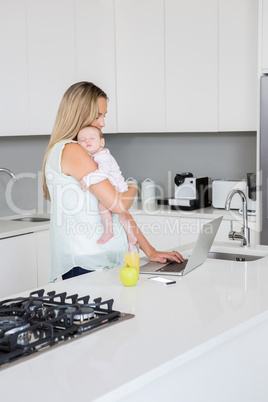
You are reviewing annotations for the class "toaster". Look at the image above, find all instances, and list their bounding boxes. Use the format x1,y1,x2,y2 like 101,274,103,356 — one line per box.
212,180,247,209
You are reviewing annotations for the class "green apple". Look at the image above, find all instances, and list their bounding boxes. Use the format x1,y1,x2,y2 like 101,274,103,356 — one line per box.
120,264,139,287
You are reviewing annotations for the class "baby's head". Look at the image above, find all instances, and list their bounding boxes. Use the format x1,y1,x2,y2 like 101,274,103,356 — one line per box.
78,126,104,155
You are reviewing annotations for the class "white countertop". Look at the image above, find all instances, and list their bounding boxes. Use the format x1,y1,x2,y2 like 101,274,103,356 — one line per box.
1,241,268,401
0,214,50,239
131,204,256,222
0,205,255,240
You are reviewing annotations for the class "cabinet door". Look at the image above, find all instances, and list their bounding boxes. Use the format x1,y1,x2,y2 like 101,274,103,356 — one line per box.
0,0,29,136
0,234,37,299
36,230,50,287
178,217,210,245
261,0,268,73
180,217,258,246
218,0,258,131
26,0,76,135
134,215,181,257
165,0,218,132
115,0,165,133
75,0,117,134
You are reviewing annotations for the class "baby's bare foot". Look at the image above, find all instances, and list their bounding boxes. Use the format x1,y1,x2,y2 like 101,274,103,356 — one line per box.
97,233,114,244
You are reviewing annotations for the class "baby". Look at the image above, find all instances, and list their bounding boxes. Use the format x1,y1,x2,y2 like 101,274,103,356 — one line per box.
78,126,137,245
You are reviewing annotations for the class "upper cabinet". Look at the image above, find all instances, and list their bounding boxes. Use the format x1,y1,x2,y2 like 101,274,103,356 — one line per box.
261,0,268,73
0,0,29,136
218,0,258,131
115,0,257,133
75,0,117,134
27,0,76,135
115,0,166,133
165,0,218,132
0,0,259,136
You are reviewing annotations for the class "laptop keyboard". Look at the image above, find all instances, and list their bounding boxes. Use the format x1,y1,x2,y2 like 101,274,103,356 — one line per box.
157,259,188,273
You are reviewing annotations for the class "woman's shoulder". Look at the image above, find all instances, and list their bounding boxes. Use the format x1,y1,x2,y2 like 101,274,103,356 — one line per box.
61,140,96,180
52,139,78,152
63,141,80,151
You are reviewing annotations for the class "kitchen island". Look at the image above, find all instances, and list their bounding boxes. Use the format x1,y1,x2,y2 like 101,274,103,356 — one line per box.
1,241,268,401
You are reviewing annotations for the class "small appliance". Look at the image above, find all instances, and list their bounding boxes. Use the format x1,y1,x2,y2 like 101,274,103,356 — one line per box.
141,178,156,210
212,180,247,209
212,174,256,214
168,172,211,210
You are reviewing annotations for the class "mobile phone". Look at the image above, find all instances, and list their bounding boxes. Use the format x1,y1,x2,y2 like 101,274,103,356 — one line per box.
147,276,176,286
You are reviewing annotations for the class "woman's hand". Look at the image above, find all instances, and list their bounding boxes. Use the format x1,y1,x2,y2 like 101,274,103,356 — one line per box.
148,249,184,264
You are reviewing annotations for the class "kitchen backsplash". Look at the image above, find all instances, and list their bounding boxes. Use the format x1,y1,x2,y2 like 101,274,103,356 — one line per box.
106,132,256,199
0,132,256,215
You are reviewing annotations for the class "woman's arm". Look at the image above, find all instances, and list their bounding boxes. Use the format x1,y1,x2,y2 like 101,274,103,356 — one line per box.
62,143,182,262
61,143,137,214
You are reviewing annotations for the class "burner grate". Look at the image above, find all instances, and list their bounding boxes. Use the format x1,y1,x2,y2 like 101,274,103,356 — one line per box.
0,289,134,367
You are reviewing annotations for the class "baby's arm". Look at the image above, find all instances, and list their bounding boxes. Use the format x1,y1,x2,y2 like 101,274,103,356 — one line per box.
80,154,111,191
80,170,109,191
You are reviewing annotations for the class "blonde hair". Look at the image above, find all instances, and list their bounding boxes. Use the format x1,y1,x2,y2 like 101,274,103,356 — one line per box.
42,82,108,200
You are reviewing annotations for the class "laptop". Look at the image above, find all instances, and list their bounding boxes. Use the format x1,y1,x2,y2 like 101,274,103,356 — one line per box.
140,216,223,276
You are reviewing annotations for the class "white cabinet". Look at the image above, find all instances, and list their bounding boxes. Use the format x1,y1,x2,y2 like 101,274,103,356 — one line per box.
0,229,52,299
75,0,117,134
115,0,166,133
26,0,76,135
178,217,210,245
165,0,218,132
0,233,37,299
0,1,259,136
115,0,257,133
0,0,29,136
218,0,258,131
179,217,257,245
135,215,181,256
36,230,50,287
261,0,268,73
0,0,76,136
134,213,258,256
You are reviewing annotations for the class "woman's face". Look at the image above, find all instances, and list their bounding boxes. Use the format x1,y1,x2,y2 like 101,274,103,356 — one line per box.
91,97,107,130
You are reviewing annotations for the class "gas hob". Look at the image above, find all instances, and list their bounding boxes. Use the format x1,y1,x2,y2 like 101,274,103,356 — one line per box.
0,289,134,368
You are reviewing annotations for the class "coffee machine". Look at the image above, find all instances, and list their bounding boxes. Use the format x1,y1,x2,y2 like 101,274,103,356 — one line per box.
168,172,211,210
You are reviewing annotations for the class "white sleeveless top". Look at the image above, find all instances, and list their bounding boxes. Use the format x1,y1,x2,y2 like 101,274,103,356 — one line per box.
45,140,127,282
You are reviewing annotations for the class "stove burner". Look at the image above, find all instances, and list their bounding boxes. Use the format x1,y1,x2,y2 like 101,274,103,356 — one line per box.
0,316,30,337
17,330,33,346
0,289,134,368
74,306,95,321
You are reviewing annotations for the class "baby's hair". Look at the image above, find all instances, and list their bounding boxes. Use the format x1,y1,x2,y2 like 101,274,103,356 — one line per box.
88,125,103,140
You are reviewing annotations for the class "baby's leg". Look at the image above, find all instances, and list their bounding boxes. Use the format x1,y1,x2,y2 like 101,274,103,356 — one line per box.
118,212,137,244
98,201,114,244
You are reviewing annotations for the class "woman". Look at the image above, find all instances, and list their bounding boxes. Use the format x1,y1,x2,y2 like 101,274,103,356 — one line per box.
43,81,183,281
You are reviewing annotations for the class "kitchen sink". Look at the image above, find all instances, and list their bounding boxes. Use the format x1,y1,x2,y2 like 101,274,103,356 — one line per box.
11,217,50,223
207,251,264,262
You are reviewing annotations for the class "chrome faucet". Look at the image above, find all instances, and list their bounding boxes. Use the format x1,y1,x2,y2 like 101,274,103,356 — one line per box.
0,168,17,182
225,189,250,247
